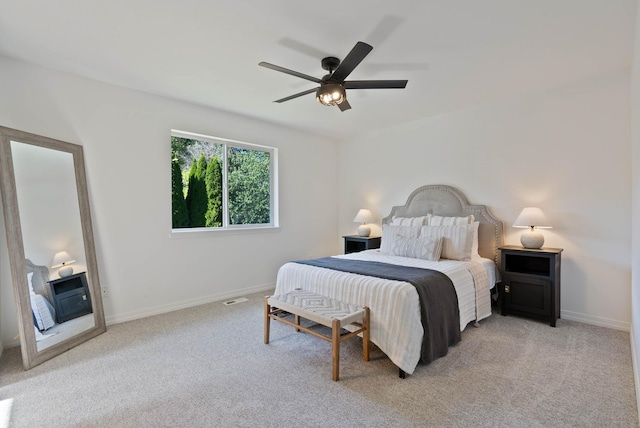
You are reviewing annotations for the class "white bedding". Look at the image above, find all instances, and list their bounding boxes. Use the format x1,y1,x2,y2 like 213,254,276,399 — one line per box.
274,250,497,374
31,293,55,331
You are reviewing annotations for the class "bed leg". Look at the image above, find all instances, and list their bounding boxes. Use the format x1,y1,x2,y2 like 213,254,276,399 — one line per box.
474,321,480,328
399,368,406,379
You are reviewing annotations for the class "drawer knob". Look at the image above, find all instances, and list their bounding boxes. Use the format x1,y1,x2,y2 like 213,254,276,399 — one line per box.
504,285,510,293
82,295,87,301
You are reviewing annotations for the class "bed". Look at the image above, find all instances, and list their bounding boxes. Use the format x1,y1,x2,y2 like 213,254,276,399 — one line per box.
274,184,504,375
26,259,56,332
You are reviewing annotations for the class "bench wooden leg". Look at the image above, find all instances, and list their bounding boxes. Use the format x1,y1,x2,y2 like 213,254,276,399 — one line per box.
332,319,340,381
265,294,369,381
363,307,370,362
264,297,271,344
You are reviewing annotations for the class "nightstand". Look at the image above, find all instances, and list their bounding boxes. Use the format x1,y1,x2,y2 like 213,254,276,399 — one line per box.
48,272,92,323
343,235,381,254
499,246,562,327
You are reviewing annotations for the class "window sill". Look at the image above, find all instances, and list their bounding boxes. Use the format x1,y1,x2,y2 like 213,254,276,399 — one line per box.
169,225,281,239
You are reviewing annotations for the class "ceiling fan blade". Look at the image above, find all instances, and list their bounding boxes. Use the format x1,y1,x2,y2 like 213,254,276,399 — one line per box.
273,87,318,103
259,62,323,84
344,80,408,89
329,42,373,83
337,100,352,112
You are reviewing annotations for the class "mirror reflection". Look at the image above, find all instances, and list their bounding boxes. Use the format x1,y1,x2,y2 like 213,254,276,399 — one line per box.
0,126,105,369
11,141,95,351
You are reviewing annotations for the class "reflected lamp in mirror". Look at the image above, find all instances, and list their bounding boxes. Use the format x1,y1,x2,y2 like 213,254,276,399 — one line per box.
513,207,552,249
353,209,373,237
51,251,76,278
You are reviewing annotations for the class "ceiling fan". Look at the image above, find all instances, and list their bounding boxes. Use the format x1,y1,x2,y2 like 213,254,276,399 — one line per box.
259,41,408,112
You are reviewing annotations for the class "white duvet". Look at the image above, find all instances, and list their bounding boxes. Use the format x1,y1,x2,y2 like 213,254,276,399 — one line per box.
31,293,55,331
274,250,497,374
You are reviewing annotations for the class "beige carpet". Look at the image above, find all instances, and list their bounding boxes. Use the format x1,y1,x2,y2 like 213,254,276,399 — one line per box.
0,291,637,427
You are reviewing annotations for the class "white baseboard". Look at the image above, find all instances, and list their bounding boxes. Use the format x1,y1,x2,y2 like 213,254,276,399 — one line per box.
105,282,275,325
561,309,630,332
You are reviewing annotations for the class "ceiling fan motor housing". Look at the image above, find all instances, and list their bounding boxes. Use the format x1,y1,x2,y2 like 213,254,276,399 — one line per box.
321,57,340,73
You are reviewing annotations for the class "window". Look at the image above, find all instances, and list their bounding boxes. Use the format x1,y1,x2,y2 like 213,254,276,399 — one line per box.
171,130,278,231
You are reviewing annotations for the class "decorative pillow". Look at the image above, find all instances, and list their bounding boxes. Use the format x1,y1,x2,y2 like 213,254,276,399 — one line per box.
471,221,480,258
390,235,443,261
390,215,431,227
380,224,422,254
428,214,475,226
27,272,35,295
420,224,475,261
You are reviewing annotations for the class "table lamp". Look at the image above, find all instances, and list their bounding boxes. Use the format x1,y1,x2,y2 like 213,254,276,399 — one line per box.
353,209,373,237
52,251,76,278
513,207,552,249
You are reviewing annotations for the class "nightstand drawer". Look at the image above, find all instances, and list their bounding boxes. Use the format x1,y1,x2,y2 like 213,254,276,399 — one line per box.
503,275,550,316
56,289,91,322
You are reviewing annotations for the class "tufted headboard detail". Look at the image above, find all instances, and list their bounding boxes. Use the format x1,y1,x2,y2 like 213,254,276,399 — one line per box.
26,259,53,305
382,184,504,264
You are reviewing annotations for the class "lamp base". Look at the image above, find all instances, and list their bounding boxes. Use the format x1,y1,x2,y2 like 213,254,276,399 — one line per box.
357,224,371,237
520,232,544,249
58,266,74,278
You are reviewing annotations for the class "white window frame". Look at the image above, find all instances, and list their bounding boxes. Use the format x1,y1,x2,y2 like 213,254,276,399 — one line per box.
170,129,279,236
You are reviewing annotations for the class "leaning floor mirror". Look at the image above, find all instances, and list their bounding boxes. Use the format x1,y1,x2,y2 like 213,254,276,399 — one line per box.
0,126,106,369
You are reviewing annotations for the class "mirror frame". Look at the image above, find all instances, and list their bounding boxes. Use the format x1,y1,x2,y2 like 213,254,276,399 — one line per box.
0,126,106,369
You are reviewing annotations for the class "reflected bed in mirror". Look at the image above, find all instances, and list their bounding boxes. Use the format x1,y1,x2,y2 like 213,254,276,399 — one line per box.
26,260,95,352
0,126,106,369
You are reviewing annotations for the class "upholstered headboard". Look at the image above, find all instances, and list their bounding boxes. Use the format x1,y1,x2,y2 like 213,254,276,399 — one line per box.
26,259,53,304
382,185,504,264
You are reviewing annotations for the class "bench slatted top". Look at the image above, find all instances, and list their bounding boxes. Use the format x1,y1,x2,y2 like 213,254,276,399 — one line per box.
268,290,366,327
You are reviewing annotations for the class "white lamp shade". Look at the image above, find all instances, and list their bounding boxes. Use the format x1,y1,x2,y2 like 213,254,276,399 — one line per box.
51,251,76,269
353,209,373,224
512,207,552,229
353,208,373,237
513,207,551,249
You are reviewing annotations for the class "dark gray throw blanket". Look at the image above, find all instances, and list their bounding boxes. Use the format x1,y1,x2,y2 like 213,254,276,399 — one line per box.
294,257,461,364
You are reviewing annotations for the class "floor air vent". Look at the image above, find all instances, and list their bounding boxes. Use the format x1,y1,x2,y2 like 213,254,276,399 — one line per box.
222,297,248,306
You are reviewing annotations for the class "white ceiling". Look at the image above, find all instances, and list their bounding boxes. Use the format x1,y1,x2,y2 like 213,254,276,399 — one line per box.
0,0,636,140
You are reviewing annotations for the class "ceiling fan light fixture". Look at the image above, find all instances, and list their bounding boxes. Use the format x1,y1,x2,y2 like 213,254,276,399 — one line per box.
260,41,407,111
316,83,346,106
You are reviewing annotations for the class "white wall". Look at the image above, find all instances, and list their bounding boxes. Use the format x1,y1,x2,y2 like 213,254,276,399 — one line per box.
0,56,340,346
339,69,631,330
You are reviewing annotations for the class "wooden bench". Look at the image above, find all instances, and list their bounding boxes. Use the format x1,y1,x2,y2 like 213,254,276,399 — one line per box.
264,289,370,381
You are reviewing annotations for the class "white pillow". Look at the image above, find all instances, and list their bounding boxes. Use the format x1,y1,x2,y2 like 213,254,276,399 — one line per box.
420,224,475,261
428,214,474,226
390,235,443,261
390,215,431,227
471,221,480,258
27,272,35,295
380,224,422,254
